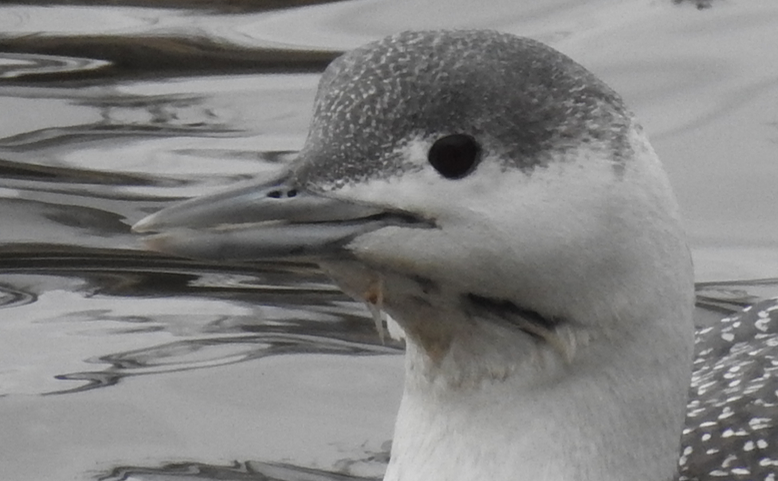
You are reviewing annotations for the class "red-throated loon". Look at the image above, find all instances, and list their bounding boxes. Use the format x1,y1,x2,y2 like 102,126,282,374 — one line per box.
133,30,778,481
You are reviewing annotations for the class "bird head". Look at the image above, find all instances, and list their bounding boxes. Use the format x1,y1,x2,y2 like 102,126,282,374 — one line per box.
134,31,692,369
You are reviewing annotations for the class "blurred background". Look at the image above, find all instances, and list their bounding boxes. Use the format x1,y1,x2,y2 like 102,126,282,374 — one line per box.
0,1,776,480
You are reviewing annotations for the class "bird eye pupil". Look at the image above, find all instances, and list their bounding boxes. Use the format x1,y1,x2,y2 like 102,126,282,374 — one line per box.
427,134,481,179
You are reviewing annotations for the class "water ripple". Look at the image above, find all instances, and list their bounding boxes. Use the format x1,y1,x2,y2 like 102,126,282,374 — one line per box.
52,333,399,395
0,35,337,81
0,52,110,79
0,283,36,309
99,459,381,481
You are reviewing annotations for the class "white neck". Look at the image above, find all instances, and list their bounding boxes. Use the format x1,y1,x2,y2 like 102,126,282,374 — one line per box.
378,268,693,481
386,343,687,481
319,127,696,481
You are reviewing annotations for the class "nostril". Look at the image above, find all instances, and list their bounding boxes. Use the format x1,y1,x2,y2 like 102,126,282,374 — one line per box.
287,189,298,198
267,190,282,199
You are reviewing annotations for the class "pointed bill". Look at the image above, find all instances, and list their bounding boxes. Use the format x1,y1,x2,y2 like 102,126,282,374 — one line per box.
132,169,429,261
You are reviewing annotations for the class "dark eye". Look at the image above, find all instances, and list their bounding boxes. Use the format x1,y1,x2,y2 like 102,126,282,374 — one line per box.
427,134,481,179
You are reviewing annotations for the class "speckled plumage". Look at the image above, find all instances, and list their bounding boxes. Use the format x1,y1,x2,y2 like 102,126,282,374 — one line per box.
295,30,632,190
682,298,778,480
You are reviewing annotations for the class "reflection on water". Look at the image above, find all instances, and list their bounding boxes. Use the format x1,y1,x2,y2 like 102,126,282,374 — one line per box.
0,52,110,79
0,36,337,81
0,3,396,476
1,1,777,480
0,250,401,396
0,282,37,309
100,459,385,481
0,250,402,480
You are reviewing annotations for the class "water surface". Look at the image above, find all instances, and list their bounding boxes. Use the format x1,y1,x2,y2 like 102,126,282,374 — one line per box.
1,1,777,480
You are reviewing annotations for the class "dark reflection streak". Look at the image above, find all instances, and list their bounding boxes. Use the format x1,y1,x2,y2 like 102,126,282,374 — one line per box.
99,459,377,481
0,35,340,82
0,157,123,183
0,247,317,274
0,91,244,151
52,371,121,394
695,294,765,315
0,284,37,309
0,264,338,298
108,325,168,335
0,178,186,201
0,52,110,79
0,248,343,304
0,247,342,303
695,298,756,317
672,0,715,9
0,123,243,148
694,279,778,314
31,0,348,14
99,461,255,481
0,254,339,301
47,334,399,396
696,278,778,288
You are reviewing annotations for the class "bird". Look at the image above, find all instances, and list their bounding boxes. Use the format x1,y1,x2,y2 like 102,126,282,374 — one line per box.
132,30,778,481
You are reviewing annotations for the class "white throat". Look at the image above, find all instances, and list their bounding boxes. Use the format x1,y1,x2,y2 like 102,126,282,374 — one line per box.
321,127,695,481
382,290,692,481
